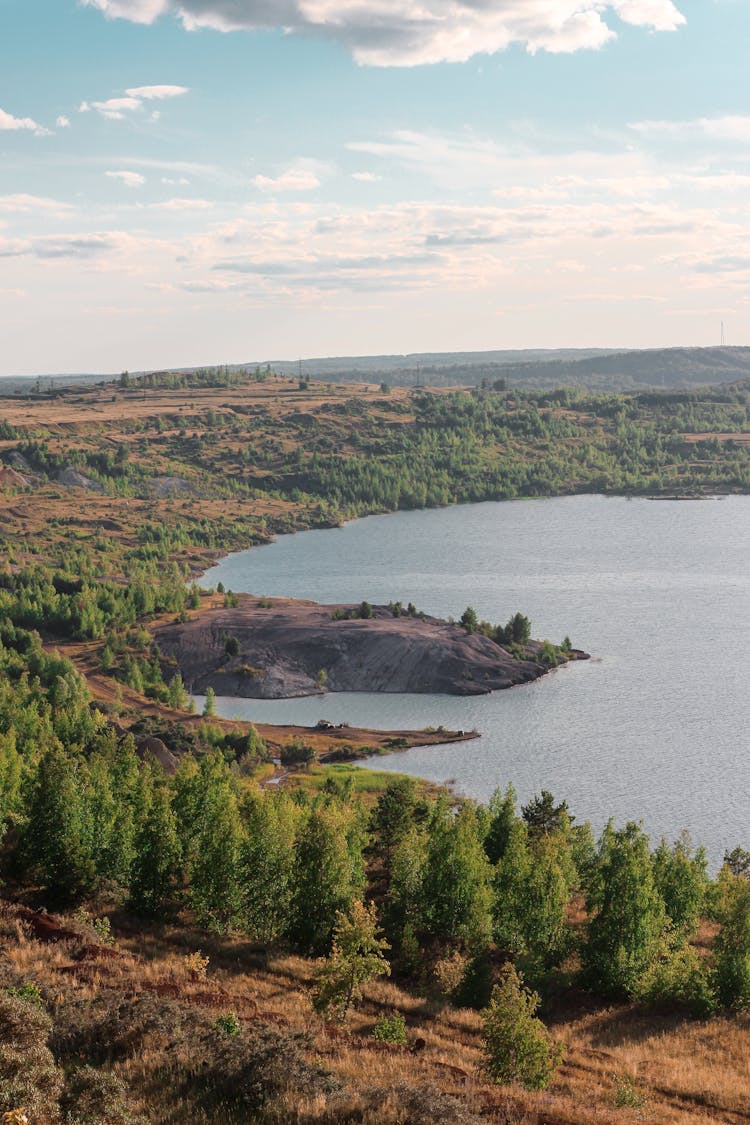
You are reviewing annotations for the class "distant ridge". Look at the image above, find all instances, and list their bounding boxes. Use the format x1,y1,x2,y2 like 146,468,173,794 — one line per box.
251,346,750,393
5,346,750,395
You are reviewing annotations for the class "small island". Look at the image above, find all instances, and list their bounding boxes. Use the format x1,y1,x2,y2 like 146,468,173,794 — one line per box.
154,595,588,700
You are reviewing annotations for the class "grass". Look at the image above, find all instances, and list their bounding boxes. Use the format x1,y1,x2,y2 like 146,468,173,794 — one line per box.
3,896,750,1124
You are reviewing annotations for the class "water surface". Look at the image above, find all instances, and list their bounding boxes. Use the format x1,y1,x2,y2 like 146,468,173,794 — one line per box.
200,495,750,866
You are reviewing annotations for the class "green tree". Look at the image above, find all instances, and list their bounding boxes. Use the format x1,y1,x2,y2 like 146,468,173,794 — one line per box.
23,746,95,904
241,791,298,943
312,900,390,1020
128,783,182,918
203,686,217,717
190,756,244,932
420,802,493,949
481,965,563,1090
290,804,364,954
652,832,708,935
714,874,750,1010
582,822,667,998
460,606,478,634
484,784,518,864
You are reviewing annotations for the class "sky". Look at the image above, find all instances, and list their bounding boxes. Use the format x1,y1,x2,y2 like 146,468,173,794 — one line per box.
1,0,749,375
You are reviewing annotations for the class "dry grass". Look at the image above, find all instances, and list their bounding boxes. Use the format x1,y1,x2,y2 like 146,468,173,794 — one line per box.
2,898,749,1124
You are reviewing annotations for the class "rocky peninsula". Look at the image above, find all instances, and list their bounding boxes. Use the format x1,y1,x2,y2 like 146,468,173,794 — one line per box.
154,597,588,700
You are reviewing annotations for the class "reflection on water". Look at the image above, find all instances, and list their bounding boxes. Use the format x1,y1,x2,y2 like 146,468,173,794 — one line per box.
199,495,750,867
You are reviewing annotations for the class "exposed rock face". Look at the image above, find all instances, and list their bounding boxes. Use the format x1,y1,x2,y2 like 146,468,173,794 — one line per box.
154,600,587,700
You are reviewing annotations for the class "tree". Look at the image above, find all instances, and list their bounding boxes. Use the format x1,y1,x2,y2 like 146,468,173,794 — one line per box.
23,747,95,904
312,900,390,1020
128,784,182,918
369,776,421,872
714,874,750,1010
484,784,518,864
481,965,563,1090
203,686,217,717
582,822,666,998
190,758,244,932
652,832,708,935
522,790,571,838
460,606,479,634
420,802,493,950
167,672,188,710
723,846,750,879
241,792,298,943
290,805,363,954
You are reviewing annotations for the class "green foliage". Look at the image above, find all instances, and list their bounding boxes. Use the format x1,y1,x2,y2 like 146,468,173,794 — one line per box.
652,833,708,935
128,784,182,919
583,822,667,999
419,802,493,951
214,1012,242,1036
613,1074,648,1109
372,1012,407,1043
713,874,750,1010
481,966,563,1091
290,804,365,955
312,900,390,1020
460,606,478,634
203,686,216,717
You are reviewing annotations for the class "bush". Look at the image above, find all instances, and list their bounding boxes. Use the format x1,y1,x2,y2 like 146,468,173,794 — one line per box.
372,1013,407,1044
613,1074,647,1109
481,965,563,1091
0,992,63,1121
214,1012,241,1037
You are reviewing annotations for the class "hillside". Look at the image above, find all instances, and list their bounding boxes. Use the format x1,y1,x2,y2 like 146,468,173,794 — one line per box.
252,346,750,392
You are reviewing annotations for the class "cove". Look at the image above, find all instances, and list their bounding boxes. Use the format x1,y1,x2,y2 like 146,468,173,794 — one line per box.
199,494,750,867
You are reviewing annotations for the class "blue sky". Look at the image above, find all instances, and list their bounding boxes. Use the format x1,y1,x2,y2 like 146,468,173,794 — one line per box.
1,0,749,374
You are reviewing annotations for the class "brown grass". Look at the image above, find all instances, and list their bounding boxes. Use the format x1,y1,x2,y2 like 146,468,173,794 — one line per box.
2,898,749,1124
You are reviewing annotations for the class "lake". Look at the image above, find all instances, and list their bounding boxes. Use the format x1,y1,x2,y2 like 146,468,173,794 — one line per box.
199,494,750,867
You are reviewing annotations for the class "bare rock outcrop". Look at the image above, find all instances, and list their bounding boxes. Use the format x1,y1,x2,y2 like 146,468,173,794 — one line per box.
154,600,587,700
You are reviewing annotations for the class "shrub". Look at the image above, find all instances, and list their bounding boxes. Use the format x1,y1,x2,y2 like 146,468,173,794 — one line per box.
481,965,563,1091
0,993,63,1122
613,1074,647,1109
372,1013,407,1044
214,1012,241,1037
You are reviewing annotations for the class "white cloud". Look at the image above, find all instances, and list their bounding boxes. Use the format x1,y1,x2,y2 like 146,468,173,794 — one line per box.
82,0,685,66
0,194,73,216
254,160,330,193
630,115,750,144
0,107,49,136
106,170,146,186
80,84,188,120
152,197,214,209
56,115,71,128
351,171,382,182
125,84,189,99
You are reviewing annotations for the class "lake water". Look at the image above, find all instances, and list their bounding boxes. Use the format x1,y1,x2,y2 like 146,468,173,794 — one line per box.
199,495,750,867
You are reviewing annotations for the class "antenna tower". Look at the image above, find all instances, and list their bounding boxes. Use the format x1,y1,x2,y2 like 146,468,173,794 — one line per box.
721,321,726,347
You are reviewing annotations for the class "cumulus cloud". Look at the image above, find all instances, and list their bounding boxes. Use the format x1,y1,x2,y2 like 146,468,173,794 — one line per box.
351,171,382,182
56,115,71,128
81,84,188,120
106,170,146,186
0,107,49,135
82,0,685,66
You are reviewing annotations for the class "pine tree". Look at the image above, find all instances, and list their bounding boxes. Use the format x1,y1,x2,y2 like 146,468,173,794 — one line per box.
203,686,216,717
485,784,517,864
